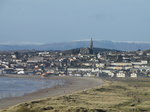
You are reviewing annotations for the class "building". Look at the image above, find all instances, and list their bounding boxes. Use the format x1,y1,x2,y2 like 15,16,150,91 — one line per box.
79,38,94,55
116,71,126,78
130,73,137,78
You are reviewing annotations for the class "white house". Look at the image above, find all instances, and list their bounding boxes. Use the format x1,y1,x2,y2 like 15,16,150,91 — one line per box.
17,71,25,75
130,73,137,78
116,72,126,78
67,68,92,72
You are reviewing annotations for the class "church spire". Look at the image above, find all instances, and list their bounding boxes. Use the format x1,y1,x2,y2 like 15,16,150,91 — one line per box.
90,38,93,50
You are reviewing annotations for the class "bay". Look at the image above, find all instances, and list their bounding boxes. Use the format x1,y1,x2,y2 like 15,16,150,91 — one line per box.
0,77,65,99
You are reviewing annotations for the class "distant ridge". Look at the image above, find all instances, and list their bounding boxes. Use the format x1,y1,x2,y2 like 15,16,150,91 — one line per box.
62,47,120,55
0,40,150,51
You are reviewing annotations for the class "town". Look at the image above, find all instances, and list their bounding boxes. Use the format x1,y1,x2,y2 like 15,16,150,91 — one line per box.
0,39,150,78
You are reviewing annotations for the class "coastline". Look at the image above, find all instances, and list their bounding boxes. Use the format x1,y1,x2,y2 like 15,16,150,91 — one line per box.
0,76,104,110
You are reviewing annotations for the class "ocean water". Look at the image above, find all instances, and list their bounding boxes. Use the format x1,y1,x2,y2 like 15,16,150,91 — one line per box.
0,77,65,99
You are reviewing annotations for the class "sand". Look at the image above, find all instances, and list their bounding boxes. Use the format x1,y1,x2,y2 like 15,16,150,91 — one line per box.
0,76,104,110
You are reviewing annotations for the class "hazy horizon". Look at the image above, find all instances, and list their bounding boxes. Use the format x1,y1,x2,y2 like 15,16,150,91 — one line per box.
1,40,150,45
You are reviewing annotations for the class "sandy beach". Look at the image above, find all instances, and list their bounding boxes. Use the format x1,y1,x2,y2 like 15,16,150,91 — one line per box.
0,76,103,110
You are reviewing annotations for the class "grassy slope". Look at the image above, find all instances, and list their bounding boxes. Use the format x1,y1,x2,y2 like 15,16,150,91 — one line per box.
1,79,150,112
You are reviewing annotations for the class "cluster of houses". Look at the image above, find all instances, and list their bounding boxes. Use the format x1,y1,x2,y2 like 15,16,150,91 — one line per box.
0,40,150,78
66,53,150,78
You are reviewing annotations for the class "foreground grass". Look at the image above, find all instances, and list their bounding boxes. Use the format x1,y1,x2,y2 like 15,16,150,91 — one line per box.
1,78,150,112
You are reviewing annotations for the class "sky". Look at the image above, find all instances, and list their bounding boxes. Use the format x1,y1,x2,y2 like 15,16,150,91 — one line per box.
0,0,150,44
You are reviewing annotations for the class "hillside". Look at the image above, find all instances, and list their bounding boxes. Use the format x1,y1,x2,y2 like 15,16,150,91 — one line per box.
0,40,150,51
62,47,120,55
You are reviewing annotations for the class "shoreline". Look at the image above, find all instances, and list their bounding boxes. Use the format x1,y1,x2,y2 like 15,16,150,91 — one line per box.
0,76,104,110
0,75,67,100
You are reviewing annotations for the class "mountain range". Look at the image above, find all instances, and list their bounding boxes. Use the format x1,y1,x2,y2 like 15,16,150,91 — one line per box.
0,40,150,51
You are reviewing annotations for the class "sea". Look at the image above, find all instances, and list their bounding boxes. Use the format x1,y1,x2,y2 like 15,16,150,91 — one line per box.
0,77,65,99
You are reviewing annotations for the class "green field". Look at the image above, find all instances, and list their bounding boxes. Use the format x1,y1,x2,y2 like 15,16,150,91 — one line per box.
1,78,150,112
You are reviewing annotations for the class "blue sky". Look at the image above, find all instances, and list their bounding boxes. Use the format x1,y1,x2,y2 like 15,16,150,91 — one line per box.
0,0,150,44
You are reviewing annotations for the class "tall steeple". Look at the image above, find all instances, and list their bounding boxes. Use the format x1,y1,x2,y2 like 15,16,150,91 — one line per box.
90,38,93,50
